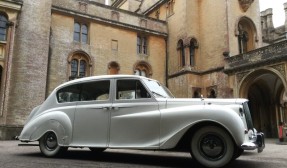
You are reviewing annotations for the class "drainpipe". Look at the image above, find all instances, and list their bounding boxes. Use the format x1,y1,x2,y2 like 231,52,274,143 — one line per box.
165,37,169,88
225,0,230,54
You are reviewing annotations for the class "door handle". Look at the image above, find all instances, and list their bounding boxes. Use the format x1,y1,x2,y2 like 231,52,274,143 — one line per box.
102,107,111,110
112,106,119,111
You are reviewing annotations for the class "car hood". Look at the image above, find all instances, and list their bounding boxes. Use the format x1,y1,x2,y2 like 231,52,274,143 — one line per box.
157,98,248,108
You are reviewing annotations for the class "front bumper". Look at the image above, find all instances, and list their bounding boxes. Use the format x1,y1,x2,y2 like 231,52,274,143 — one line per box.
241,132,265,153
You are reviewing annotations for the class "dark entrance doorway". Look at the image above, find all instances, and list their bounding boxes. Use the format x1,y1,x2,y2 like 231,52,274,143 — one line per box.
240,70,284,138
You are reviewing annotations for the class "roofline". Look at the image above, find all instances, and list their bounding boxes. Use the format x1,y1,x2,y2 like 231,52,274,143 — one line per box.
142,0,167,15
55,75,151,89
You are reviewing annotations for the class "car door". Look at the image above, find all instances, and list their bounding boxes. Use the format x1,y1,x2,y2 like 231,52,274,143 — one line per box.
72,79,112,147
109,78,160,148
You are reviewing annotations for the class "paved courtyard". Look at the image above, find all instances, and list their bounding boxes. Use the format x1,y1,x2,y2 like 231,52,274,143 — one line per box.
0,139,286,168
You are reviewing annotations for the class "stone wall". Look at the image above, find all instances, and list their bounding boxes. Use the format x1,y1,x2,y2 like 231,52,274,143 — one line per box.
0,0,51,139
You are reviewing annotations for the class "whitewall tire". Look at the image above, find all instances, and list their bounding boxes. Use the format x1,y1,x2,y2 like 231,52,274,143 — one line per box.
191,126,234,168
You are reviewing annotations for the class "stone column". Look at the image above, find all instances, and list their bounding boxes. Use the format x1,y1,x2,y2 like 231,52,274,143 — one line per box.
3,0,52,139
265,8,274,30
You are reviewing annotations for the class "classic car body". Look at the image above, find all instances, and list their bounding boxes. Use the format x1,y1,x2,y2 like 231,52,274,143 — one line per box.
18,75,265,168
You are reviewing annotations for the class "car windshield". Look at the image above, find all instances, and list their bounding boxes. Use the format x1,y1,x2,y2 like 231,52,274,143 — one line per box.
143,79,174,98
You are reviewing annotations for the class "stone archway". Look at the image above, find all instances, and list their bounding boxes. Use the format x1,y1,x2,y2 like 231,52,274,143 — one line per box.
239,68,287,138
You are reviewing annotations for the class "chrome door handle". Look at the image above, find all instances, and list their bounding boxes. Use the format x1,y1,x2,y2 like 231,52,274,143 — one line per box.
102,107,110,110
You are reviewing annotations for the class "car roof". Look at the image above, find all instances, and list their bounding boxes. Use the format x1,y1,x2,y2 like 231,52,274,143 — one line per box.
55,75,150,90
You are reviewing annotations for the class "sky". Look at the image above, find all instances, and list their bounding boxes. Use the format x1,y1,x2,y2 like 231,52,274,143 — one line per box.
260,0,287,27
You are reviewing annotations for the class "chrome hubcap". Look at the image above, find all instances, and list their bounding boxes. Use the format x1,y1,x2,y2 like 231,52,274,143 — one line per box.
45,133,57,150
199,134,225,160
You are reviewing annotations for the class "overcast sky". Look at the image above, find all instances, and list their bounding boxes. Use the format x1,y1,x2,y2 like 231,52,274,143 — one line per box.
260,0,287,27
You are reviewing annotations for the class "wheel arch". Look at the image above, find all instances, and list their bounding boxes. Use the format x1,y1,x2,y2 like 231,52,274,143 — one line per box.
175,121,238,151
21,111,73,146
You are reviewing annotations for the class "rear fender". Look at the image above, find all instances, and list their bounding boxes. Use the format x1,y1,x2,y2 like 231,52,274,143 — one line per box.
19,111,72,146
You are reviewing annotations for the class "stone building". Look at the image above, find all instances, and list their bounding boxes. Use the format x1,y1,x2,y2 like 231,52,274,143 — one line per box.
0,0,167,139
0,0,287,140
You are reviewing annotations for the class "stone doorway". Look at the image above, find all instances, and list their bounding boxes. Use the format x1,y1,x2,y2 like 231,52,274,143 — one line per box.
239,68,286,138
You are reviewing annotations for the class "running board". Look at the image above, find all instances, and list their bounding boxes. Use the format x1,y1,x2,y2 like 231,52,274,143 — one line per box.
18,143,39,146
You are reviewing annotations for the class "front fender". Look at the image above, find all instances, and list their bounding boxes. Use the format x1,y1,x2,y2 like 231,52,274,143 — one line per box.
160,105,246,149
19,111,72,146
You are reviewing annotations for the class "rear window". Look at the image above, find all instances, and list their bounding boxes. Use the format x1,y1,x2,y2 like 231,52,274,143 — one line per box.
57,80,110,103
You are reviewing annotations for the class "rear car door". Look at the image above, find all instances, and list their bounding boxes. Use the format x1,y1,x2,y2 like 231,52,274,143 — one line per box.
72,79,111,147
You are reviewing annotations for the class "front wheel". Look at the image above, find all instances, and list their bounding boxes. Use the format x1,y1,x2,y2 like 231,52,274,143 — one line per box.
190,126,234,168
39,132,67,157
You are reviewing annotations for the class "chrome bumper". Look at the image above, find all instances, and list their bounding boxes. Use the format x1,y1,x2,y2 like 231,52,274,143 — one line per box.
241,132,265,153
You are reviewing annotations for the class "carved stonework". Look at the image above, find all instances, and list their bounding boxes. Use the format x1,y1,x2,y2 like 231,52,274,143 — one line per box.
238,0,254,12
79,2,88,13
236,71,249,84
271,64,286,78
140,19,147,28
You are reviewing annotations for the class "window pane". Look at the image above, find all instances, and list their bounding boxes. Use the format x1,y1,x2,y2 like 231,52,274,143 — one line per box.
117,80,137,99
116,80,150,100
81,25,88,43
137,36,142,53
82,25,88,34
0,28,6,41
81,80,110,101
71,59,78,77
57,84,81,103
143,37,147,54
180,41,185,66
81,34,87,44
135,80,150,99
0,15,7,41
79,60,86,77
74,23,80,32
190,43,195,66
0,21,6,28
74,23,80,42
74,32,80,42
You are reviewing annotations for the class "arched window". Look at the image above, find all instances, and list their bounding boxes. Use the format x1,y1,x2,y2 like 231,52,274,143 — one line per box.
134,61,152,77
74,22,88,44
177,40,185,67
237,17,257,54
189,39,199,67
0,14,8,41
108,61,120,75
68,52,91,80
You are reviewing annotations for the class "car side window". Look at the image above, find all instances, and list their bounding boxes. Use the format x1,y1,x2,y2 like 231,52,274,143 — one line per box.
57,80,110,103
57,84,81,103
116,79,150,100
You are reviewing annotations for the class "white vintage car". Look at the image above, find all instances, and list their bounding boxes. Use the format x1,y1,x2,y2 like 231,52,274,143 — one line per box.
18,75,264,168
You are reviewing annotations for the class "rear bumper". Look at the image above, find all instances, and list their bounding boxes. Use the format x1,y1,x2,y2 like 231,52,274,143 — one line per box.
241,132,265,153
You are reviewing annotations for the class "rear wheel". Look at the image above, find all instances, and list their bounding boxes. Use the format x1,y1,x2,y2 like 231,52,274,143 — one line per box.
39,132,67,157
190,126,234,168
